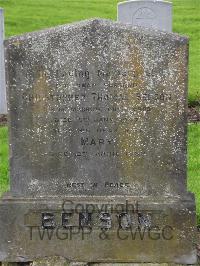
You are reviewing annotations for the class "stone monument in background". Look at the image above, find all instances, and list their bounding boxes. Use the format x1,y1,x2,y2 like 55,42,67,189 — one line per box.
118,0,172,32
0,8,6,114
0,17,197,264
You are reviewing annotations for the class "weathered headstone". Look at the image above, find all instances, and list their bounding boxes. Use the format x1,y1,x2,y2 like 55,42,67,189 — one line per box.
118,0,172,32
0,19,197,264
0,8,6,114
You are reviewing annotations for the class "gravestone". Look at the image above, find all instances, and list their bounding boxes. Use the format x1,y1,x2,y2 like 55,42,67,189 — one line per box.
118,0,172,32
0,19,197,264
0,8,6,114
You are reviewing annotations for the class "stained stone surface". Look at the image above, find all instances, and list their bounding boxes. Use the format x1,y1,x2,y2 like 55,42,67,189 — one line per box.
1,262,196,266
118,0,172,32
69,263,88,266
0,195,197,263
92,264,192,266
31,257,69,266
1,263,30,266
0,19,197,264
6,19,188,197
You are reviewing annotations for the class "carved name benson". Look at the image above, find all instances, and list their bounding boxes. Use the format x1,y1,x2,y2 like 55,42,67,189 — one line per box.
35,210,174,241
41,211,153,230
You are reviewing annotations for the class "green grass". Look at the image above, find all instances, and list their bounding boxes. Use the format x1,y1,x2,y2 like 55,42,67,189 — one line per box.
0,0,199,103
172,0,200,105
0,126,9,195
0,124,200,223
188,123,200,223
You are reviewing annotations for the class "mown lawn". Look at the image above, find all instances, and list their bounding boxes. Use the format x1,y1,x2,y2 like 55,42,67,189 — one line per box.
0,0,199,103
188,123,200,223
0,125,200,223
0,127,9,195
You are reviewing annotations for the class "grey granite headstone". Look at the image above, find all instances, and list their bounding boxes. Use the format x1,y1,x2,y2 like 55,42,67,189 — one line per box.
0,19,197,264
118,0,172,32
0,8,6,114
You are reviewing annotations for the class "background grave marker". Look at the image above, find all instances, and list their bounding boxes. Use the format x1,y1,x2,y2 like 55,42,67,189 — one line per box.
118,0,172,32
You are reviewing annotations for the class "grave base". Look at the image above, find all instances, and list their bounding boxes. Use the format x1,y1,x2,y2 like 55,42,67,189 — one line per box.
1,262,199,266
0,194,197,264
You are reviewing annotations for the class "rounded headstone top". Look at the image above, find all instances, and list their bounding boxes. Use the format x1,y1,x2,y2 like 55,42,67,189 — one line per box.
118,0,172,32
118,0,172,7
124,0,172,3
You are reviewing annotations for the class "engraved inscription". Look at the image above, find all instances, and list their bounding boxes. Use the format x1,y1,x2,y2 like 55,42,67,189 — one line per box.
20,68,173,166
138,213,152,228
134,7,155,20
79,212,92,228
42,213,56,229
41,211,153,230
62,212,73,228
8,20,186,197
99,212,112,230
119,213,132,230
133,7,156,28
